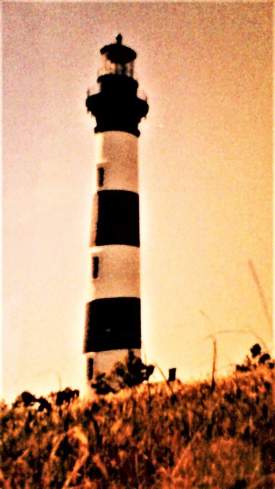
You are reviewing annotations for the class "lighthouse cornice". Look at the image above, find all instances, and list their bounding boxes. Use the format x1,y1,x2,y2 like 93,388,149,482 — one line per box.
86,77,148,137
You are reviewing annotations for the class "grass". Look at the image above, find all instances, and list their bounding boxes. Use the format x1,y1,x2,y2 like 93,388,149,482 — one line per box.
0,360,274,488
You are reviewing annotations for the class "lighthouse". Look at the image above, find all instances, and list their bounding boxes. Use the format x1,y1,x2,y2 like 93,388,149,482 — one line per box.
83,35,149,387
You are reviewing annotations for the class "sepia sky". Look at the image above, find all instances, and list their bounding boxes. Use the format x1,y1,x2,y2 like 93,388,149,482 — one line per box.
2,1,273,401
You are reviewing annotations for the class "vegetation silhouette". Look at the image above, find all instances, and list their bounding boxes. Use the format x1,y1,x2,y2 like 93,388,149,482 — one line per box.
1,345,274,488
92,350,155,394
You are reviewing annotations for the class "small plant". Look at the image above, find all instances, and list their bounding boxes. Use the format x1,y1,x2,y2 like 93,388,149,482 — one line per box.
92,350,155,394
235,344,274,373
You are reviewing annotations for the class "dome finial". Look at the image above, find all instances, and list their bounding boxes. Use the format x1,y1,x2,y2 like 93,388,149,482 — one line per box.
116,33,123,45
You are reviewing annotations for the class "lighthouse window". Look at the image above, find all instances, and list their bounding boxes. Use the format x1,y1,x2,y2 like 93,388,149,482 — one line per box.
92,256,99,279
97,167,105,187
87,358,94,381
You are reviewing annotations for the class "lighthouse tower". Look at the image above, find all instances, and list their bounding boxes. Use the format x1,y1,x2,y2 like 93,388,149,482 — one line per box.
83,35,149,387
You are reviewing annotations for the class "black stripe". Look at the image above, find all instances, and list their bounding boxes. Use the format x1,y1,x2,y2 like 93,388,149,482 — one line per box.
91,190,140,247
83,297,141,353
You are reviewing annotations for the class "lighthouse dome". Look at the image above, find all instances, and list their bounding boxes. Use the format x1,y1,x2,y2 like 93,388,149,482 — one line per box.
100,34,137,64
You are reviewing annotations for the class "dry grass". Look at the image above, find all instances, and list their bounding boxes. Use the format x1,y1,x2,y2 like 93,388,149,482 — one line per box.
0,364,274,488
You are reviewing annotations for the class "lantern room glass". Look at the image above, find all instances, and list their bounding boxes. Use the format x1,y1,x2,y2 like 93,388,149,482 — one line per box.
99,54,134,77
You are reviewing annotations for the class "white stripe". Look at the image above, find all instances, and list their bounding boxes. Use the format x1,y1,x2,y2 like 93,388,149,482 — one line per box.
89,245,140,300
95,131,138,192
92,349,141,375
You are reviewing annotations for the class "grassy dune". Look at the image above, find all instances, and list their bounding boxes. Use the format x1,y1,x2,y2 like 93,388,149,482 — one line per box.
1,364,274,488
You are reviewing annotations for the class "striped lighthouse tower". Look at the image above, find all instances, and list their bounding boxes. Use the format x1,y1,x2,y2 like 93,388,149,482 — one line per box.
84,35,149,387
